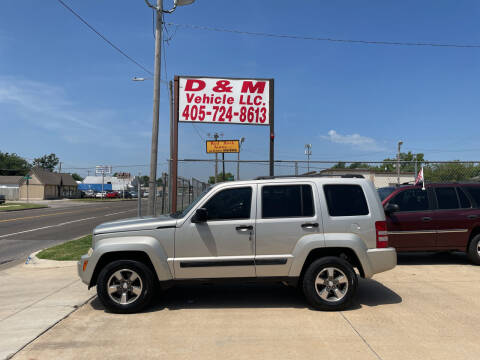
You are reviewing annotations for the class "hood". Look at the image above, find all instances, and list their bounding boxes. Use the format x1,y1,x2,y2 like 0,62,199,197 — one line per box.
93,215,177,235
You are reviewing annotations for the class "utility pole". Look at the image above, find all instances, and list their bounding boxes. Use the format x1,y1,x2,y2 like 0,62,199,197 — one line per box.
58,162,62,173
397,141,403,185
305,144,312,173
146,0,163,217
237,137,245,181
144,0,196,216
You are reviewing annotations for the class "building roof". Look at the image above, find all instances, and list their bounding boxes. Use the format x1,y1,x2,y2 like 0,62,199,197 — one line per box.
0,176,23,185
19,167,77,186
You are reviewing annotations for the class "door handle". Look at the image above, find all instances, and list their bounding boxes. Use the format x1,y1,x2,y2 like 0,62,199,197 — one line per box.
422,217,432,222
235,225,253,232
468,215,478,219
301,222,319,229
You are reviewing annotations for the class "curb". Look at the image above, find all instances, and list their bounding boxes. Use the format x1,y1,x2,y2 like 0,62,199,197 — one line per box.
0,206,48,213
24,251,77,269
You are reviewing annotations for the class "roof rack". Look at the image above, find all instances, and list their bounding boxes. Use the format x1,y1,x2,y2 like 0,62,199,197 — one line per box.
254,174,365,180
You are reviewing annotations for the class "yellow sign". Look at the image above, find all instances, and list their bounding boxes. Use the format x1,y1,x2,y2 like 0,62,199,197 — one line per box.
206,140,240,153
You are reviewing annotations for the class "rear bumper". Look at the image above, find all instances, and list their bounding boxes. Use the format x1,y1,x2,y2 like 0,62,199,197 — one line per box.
364,247,397,278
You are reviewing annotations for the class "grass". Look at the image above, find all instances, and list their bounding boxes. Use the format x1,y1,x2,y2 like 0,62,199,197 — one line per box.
37,235,92,261
0,203,47,212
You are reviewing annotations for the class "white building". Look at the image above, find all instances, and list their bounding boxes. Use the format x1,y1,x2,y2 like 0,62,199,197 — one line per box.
319,169,415,188
82,176,133,191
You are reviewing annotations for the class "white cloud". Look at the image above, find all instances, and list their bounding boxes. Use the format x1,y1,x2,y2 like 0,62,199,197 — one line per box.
321,129,385,151
0,77,145,149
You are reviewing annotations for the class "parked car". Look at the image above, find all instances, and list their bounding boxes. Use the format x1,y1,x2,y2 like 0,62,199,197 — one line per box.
106,191,119,199
380,183,480,264
78,175,396,313
117,190,132,199
95,191,107,198
0,194,5,205
82,190,95,198
130,191,139,198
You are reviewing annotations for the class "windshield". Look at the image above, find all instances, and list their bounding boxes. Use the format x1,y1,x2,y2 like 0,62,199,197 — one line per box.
377,187,396,201
170,186,212,218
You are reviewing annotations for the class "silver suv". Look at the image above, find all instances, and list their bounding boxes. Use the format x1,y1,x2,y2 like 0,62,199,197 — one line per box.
78,176,396,313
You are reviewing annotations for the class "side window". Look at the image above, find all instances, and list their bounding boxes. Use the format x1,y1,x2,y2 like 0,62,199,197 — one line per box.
203,187,252,221
389,188,429,212
435,187,459,210
464,186,480,208
457,188,472,209
324,184,369,217
262,185,314,218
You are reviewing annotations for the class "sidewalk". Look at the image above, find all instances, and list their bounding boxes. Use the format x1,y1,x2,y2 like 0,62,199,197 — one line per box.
0,260,95,360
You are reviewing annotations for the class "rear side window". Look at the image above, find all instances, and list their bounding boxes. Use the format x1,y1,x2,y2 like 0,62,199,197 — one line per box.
262,185,314,218
435,187,459,210
324,185,369,216
464,186,480,208
457,188,472,209
389,188,429,212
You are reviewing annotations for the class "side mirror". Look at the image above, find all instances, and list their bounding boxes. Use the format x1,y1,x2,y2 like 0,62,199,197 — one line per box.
191,208,208,223
384,203,400,215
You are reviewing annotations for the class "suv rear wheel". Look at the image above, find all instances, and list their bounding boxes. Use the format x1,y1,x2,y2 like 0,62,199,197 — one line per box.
97,260,155,313
467,234,480,265
302,256,357,311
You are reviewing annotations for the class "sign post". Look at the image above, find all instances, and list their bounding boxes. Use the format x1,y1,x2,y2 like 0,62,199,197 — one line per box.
95,165,111,200
24,175,32,203
171,75,274,212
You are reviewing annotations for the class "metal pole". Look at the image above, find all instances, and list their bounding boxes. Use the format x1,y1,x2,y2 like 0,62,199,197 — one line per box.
269,79,275,176
397,141,403,185
222,153,225,181
137,174,142,217
214,133,219,183
148,0,163,216
237,150,240,181
161,173,166,214
168,80,173,214
295,161,298,176
102,172,104,200
171,76,179,213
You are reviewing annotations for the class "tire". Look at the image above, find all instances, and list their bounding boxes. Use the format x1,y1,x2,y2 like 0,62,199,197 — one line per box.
302,256,358,311
97,260,155,313
467,234,480,265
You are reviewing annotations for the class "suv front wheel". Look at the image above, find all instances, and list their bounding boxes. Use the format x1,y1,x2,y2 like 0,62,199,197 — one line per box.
97,260,155,313
302,256,357,311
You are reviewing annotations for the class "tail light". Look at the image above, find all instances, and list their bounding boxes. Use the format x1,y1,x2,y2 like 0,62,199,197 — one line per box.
375,221,389,248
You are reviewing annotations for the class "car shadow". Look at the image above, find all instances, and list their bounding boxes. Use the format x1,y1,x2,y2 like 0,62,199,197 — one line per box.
90,278,402,313
397,251,472,265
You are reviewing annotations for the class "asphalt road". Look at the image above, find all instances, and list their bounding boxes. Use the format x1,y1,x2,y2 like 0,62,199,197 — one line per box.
0,200,145,265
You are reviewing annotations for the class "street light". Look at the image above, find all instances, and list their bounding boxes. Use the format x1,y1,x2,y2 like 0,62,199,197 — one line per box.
397,141,403,185
305,144,312,173
143,0,196,216
237,137,245,181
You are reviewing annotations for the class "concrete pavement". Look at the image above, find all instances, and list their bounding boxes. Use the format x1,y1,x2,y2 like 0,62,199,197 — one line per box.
12,253,480,360
0,262,95,360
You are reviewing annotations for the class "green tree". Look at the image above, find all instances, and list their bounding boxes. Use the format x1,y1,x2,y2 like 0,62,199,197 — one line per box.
32,153,60,172
208,172,235,184
424,162,480,182
380,152,425,172
0,152,31,176
71,173,83,181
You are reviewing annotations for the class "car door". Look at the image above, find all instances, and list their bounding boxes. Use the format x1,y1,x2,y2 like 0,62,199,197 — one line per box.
173,185,256,279
254,183,320,277
386,187,436,250
433,186,471,250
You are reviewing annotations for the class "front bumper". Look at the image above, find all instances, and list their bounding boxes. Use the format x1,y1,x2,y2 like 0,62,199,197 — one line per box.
77,253,92,286
364,247,397,278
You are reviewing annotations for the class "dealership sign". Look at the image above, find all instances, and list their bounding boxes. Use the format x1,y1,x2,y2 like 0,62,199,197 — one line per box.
206,140,240,153
178,77,271,125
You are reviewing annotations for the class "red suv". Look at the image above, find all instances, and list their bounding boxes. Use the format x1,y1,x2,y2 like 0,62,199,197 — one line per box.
380,183,480,264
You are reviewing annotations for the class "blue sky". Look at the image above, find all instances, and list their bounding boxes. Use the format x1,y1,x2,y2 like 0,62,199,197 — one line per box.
1,0,480,180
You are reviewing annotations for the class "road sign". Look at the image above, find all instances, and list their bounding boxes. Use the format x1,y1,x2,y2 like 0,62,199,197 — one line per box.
23,175,32,180
95,165,112,175
178,77,271,125
206,140,240,153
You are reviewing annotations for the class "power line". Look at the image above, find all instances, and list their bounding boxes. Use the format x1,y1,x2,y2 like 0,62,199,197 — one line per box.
166,22,480,49
56,0,154,76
